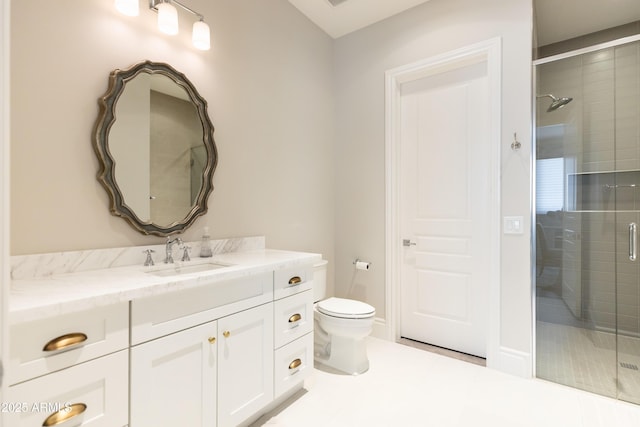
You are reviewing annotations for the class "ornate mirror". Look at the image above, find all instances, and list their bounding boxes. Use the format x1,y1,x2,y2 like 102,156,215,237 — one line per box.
93,61,217,236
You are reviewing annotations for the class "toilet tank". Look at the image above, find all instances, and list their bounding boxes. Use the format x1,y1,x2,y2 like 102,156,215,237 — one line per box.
313,260,328,302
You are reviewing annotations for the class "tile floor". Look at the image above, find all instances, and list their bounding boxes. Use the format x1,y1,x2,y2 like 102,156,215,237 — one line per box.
253,337,640,427
536,321,640,404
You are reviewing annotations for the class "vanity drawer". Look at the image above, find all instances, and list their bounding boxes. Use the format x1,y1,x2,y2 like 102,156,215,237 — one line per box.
274,265,313,300
274,290,313,349
5,350,129,427
9,302,129,385
131,272,273,344
274,332,314,399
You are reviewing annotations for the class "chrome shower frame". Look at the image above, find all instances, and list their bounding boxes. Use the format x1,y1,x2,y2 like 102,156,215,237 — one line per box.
531,31,640,391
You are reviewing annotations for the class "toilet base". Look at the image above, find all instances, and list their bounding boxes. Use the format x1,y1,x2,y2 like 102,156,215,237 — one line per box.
315,334,370,375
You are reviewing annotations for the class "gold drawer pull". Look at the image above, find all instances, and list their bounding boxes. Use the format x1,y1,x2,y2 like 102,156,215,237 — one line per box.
223,331,231,338
42,333,88,352
288,276,302,285
289,358,302,370
43,403,87,426
288,313,302,323
208,337,216,344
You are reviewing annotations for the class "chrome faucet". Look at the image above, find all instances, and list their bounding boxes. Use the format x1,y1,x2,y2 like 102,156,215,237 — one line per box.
164,236,183,264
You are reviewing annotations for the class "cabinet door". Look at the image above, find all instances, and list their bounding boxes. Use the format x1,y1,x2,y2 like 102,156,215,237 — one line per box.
217,303,274,427
130,320,217,427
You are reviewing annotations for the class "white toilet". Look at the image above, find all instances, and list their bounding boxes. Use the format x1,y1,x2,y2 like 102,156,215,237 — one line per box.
313,260,376,375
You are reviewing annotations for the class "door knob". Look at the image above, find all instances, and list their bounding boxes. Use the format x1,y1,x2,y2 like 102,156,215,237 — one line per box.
402,239,416,247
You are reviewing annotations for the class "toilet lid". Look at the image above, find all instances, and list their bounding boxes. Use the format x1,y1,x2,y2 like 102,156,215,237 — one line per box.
317,297,375,319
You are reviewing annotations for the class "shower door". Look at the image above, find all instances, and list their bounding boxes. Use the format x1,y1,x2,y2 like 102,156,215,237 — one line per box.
535,40,640,405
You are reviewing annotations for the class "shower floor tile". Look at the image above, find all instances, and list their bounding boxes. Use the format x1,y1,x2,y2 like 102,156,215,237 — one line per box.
536,320,640,404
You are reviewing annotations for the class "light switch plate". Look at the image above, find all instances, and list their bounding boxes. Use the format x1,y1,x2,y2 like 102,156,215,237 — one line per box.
504,216,524,234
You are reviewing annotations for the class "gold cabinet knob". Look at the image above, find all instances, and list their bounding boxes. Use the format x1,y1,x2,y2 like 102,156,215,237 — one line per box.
43,403,87,426
43,333,88,352
223,331,230,338
289,358,302,370
288,313,302,323
288,276,302,285
208,337,216,344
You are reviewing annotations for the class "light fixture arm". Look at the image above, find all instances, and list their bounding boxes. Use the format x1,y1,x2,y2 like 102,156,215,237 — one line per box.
146,0,210,50
150,0,203,20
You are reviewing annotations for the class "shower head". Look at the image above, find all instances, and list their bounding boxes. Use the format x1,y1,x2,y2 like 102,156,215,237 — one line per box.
537,93,573,112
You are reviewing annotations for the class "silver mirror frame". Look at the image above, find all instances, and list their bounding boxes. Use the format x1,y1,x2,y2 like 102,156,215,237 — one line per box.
93,60,217,236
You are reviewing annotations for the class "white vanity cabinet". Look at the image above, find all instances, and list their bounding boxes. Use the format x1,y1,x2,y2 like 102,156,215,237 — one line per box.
130,271,275,427
130,303,274,427
9,248,320,427
6,303,130,427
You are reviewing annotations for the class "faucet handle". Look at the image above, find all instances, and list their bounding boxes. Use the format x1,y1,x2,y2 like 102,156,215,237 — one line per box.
143,249,155,266
181,246,191,262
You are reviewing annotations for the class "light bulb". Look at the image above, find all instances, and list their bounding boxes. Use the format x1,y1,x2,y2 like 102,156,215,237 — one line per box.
192,20,210,51
157,2,178,35
115,0,139,16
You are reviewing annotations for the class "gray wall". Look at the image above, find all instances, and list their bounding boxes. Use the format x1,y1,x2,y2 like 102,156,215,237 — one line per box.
10,0,336,290
333,0,534,371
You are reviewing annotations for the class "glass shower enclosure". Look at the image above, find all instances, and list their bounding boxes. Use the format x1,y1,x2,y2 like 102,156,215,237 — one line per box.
535,38,640,404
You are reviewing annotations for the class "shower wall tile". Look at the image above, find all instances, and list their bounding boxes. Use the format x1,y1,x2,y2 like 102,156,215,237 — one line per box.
580,212,616,331
581,48,614,174
616,42,640,172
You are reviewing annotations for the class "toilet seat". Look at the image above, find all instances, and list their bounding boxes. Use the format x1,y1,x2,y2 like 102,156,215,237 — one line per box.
317,297,375,319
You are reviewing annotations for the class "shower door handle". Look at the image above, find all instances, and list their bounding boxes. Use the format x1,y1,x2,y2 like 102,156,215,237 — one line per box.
629,223,637,261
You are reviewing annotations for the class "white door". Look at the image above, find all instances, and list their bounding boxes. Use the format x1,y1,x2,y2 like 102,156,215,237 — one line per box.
399,60,491,358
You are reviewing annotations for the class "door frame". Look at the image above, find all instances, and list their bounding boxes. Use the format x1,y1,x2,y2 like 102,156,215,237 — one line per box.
384,38,502,366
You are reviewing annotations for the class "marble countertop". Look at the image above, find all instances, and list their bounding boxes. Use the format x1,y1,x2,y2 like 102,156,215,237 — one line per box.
10,249,321,324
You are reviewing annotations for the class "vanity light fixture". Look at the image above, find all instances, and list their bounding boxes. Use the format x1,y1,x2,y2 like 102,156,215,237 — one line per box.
150,0,211,50
115,0,211,50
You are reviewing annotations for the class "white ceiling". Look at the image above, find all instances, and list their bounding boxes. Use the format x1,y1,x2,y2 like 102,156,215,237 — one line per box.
288,0,640,45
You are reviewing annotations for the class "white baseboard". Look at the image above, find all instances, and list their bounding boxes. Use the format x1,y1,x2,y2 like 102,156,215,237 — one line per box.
369,317,533,378
489,346,532,378
371,317,389,340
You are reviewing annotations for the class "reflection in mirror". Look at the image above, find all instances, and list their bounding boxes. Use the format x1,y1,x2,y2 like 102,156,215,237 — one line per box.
93,61,217,236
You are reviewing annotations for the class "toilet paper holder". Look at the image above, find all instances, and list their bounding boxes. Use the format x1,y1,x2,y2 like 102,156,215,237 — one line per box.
353,259,371,270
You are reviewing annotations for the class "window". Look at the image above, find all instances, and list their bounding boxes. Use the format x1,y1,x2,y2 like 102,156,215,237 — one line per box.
536,157,564,214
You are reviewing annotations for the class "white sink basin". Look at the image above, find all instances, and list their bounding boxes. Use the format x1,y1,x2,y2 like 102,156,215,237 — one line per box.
147,262,233,277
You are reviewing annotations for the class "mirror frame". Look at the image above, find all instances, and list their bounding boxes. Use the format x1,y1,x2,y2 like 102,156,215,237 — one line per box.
93,60,217,236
